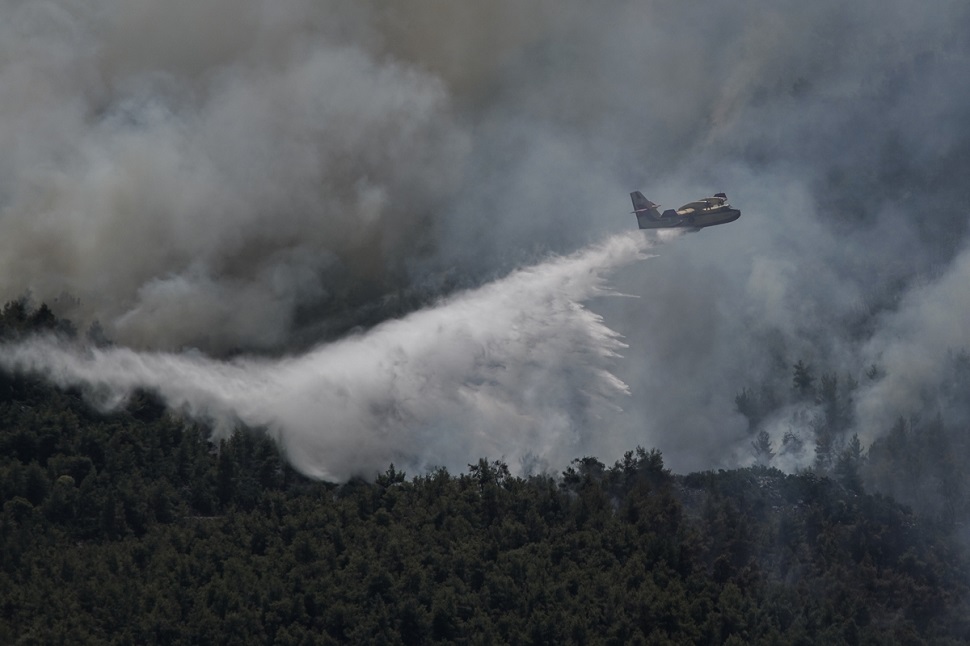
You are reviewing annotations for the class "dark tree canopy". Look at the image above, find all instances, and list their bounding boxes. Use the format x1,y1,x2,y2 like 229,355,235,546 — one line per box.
1,301,969,644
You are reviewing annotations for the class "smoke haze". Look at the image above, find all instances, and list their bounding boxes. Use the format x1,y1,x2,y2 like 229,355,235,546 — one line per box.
2,0,970,477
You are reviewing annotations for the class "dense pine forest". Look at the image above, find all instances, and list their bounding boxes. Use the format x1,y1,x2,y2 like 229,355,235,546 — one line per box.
2,300,970,644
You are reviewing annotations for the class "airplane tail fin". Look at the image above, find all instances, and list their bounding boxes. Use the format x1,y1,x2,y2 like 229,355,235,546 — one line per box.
630,191,662,220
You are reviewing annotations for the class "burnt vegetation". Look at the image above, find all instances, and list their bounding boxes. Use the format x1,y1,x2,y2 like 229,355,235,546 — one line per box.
2,302,970,644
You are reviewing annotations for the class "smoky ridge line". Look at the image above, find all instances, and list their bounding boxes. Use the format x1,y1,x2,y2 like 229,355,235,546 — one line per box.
0,231,654,482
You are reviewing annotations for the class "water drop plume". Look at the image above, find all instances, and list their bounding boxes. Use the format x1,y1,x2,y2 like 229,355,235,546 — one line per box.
0,232,651,481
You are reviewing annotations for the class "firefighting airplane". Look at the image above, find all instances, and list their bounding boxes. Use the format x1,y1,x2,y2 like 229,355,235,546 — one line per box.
630,191,740,231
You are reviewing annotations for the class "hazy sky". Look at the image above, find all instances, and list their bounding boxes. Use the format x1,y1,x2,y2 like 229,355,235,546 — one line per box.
2,0,969,478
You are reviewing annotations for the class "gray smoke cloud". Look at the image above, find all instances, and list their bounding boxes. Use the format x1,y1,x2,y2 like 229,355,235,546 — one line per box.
858,246,970,439
0,0,467,352
2,0,970,476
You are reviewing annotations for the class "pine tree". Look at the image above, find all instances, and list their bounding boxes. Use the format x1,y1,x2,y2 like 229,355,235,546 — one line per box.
835,434,864,493
792,360,816,401
751,430,775,465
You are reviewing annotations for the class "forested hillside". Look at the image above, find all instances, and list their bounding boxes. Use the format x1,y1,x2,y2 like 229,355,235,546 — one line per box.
735,354,970,529
2,301,970,644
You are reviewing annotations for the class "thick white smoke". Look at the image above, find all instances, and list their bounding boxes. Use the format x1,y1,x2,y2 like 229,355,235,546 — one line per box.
0,233,649,480
856,244,970,440
0,0,467,352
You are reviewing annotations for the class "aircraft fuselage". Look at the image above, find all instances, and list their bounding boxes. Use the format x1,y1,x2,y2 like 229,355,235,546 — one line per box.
630,191,740,231
636,206,740,230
